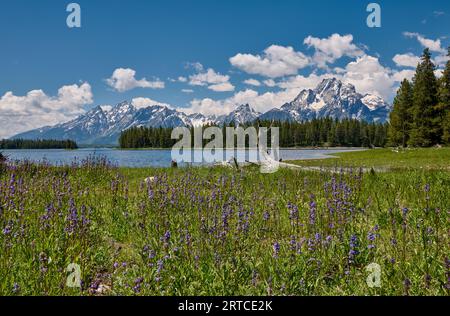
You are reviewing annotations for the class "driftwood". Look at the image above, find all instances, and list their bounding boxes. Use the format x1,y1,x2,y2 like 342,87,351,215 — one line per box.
216,149,303,172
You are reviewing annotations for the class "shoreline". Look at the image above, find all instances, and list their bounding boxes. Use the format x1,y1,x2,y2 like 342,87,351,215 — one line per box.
2,146,370,151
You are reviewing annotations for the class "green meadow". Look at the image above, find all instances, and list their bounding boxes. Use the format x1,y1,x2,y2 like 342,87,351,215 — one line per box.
0,148,448,296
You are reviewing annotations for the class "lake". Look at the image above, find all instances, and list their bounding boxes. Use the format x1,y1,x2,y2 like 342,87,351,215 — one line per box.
0,148,365,168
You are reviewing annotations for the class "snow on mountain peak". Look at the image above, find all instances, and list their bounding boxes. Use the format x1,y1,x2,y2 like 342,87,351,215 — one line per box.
279,78,390,122
361,94,389,111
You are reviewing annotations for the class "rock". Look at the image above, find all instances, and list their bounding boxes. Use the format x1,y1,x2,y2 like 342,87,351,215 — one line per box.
144,176,156,184
95,284,111,295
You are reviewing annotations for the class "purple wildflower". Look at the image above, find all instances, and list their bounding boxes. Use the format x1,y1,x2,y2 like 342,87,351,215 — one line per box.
348,234,359,264
288,202,299,222
133,277,144,293
273,242,280,258
12,283,20,294
162,230,171,244
309,195,317,226
403,278,411,295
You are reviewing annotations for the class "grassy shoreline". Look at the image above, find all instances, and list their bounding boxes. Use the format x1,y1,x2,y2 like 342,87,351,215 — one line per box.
289,147,450,171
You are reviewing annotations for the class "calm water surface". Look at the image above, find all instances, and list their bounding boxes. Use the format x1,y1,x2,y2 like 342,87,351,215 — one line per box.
1,148,365,168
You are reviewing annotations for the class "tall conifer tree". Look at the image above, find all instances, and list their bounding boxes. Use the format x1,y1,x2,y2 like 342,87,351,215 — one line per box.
389,79,413,147
408,48,439,147
439,47,450,144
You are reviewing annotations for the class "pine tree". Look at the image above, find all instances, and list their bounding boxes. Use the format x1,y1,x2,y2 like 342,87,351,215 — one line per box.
408,48,439,147
389,79,413,147
439,47,450,144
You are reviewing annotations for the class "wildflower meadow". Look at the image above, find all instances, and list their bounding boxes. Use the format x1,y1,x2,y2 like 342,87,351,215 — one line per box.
0,151,449,296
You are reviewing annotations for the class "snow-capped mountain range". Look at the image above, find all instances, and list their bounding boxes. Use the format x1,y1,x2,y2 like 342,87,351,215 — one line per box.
260,78,390,122
12,78,391,145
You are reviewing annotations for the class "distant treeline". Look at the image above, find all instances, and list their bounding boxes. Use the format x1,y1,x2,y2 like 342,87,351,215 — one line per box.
0,139,78,149
119,118,388,149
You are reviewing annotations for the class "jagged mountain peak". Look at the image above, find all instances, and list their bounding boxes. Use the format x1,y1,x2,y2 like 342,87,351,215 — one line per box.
277,78,390,123
216,103,261,126
314,77,356,95
361,94,389,111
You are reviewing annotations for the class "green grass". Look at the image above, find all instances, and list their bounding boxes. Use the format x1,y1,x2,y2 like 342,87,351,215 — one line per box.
290,147,450,171
0,150,449,296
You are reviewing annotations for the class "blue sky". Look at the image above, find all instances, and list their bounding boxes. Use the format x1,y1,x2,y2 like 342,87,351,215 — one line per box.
0,0,449,138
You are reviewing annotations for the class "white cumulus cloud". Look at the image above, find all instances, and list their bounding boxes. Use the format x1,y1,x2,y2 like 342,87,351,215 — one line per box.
263,79,276,87
188,64,234,92
393,53,421,68
403,32,446,53
0,82,93,138
243,78,261,86
131,97,172,109
106,68,165,92
208,82,235,92
342,55,395,99
229,45,309,78
304,33,364,68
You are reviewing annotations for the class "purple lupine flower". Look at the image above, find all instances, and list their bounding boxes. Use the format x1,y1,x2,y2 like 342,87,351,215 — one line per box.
12,283,20,294
309,195,317,226
156,259,164,276
163,230,171,244
289,235,297,253
185,231,192,247
148,250,156,260
402,207,409,217
40,204,54,230
80,205,91,229
65,198,79,234
133,277,144,293
367,227,378,250
315,233,322,241
348,234,359,264
39,252,48,274
403,278,411,295
307,238,315,252
2,221,13,235
273,242,280,258
288,202,299,222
